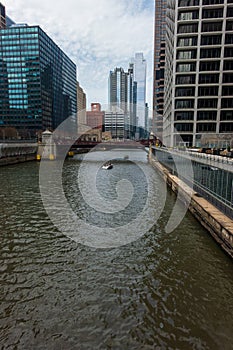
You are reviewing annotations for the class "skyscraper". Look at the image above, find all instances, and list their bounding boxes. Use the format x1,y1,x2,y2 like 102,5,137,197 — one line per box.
108,66,136,139
108,54,148,140
153,0,166,139
0,24,77,138
161,0,233,147
109,67,128,112
130,53,147,134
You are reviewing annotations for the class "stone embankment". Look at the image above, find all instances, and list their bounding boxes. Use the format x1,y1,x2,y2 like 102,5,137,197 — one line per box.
0,143,37,166
149,155,233,259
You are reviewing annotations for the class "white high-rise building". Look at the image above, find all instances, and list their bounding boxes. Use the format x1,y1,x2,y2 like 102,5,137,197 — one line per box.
130,53,147,133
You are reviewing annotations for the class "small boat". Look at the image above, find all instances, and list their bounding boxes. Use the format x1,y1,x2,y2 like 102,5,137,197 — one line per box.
102,162,113,170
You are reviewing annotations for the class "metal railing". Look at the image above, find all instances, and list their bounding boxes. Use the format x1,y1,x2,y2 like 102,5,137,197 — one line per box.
152,147,233,219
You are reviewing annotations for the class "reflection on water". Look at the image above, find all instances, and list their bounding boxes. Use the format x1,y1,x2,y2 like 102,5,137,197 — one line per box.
0,152,232,349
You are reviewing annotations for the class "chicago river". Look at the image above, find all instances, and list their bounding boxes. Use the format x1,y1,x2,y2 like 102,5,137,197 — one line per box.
0,151,232,349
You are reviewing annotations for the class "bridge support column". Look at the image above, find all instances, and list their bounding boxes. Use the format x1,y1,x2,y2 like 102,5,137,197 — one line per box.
37,130,56,160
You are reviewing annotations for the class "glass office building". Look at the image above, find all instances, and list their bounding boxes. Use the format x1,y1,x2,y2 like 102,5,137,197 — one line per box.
0,25,77,138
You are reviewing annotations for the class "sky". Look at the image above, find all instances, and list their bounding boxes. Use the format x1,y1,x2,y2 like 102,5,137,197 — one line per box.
4,0,155,110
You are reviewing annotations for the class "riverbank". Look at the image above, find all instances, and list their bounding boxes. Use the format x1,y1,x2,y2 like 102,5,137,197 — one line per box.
149,155,233,259
0,154,36,166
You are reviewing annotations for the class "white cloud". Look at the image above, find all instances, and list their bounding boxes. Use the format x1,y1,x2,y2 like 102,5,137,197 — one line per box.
5,0,154,109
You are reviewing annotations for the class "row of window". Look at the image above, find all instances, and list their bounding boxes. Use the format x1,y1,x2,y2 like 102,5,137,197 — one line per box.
1,26,39,34
1,57,39,63
178,34,233,48
176,60,233,74
178,0,230,6
175,123,233,132
175,98,233,108
178,8,227,21
1,51,39,57
1,71,40,77
1,33,39,40
178,47,232,60
1,45,39,51
176,73,233,85
0,39,38,45
175,99,219,108
180,110,233,121
176,85,233,98
178,21,233,34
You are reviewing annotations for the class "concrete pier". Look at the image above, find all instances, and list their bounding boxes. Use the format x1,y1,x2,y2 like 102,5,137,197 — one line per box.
149,155,233,259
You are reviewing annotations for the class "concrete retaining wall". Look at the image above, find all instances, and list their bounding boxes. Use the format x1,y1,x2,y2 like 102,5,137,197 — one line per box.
0,143,37,166
0,154,36,166
149,155,233,259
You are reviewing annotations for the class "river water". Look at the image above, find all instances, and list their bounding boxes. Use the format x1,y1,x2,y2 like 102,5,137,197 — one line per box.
0,150,232,349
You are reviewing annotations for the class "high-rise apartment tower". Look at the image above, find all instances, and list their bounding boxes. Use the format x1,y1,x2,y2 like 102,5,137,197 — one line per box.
163,0,233,147
153,0,167,140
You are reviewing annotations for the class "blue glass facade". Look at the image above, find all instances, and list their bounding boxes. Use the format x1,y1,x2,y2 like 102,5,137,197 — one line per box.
0,25,77,138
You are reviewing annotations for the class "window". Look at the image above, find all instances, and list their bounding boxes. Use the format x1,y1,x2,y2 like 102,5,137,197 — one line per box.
177,37,197,47
220,123,233,132
175,123,193,132
176,74,196,84
177,50,197,59
222,73,233,83
198,98,218,108
221,98,233,108
176,63,196,72
198,86,219,96
196,123,216,132
178,0,199,5
222,86,233,96
225,34,233,44
199,73,219,84
175,111,194,120
178,24,198,33
200,48,221,58
201,35,222,45
178,11,199,20
226,20,233,30
199,61,220,71
227,7,233,17
223,60,233,70
203,0,224,3
176,87,195,96
202,8,223,18
221,111,233,120
175,99,194,108
224,47,233,57
197,111,217,120
202,22,222,32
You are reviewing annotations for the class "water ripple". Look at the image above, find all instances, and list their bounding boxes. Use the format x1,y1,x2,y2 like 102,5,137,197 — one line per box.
0,159,232,349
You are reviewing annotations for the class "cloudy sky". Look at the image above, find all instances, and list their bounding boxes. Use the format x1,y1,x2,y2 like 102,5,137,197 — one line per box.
4,0,155,109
